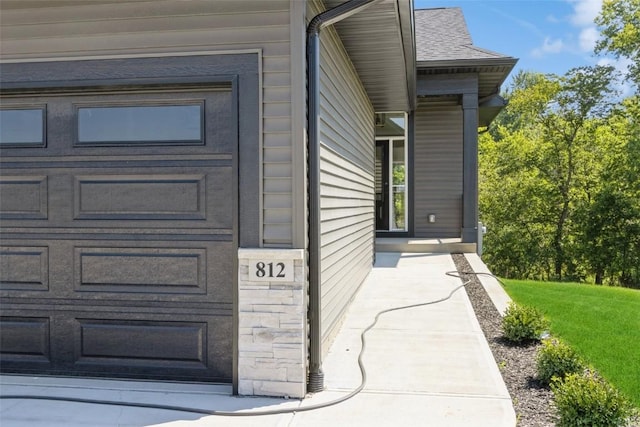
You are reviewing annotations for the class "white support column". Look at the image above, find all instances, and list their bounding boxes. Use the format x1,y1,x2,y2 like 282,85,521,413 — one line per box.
237,249,306,398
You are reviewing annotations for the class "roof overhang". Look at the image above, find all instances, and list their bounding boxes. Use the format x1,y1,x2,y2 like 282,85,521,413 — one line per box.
417,57,518,99
325,0,416,112
0,0,146,7
418,57,517,126
478,94,508,128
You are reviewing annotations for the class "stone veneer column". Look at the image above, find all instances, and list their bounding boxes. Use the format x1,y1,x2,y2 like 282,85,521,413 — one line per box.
237,248,306,398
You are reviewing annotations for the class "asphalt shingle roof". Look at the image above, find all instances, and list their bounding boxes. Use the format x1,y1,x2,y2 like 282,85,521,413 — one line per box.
416,8,512,63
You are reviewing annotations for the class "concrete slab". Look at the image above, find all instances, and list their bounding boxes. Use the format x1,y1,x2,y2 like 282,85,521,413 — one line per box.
464,253,512,315
303,253,514,425
293,391,515,427
0,376,298,427
0,252,515,427
376,237,476,253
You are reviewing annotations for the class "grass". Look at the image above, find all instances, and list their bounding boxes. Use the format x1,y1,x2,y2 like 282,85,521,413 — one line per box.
502,279,640,408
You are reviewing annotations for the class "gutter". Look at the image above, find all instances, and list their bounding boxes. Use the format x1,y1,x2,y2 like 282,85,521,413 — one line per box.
416,57,518,96
416,57,518,69
306,0,384,393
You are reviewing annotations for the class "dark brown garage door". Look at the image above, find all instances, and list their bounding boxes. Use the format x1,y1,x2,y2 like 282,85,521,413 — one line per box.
0,87,236,382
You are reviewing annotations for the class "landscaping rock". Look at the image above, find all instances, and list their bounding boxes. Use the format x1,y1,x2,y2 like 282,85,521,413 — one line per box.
452,254,555,427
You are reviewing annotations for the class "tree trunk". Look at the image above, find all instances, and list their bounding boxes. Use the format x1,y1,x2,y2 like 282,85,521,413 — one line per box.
553,198,570,280
595,271,603,285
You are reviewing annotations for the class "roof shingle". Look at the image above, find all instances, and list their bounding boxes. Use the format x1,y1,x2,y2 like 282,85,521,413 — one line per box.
415,8,512,63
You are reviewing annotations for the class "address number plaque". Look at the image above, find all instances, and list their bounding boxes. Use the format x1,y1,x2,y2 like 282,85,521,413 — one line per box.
239,248,303,284
250,259,294,282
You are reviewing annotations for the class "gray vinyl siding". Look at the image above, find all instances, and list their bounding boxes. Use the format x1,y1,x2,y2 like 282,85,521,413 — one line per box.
413,101,463,237
309,0,375,355
0,0,294,247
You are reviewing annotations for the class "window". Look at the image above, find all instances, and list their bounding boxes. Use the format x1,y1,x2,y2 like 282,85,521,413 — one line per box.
0,108,45,147
375,112,408,232
392,139,406,230
76,103,203,146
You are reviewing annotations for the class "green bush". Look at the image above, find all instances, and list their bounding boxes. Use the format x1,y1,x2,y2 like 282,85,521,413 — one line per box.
536,338,584,385
552,371,636,427
501,302,549,344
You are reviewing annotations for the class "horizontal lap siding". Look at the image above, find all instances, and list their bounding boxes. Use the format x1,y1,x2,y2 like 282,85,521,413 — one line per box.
414,103,463,237
313,1,375,355
0,0,294,247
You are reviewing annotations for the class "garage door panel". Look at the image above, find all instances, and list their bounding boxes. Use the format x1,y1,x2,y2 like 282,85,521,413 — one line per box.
0,310,232,381
74,174,207,221
0,246,49,291
69,240,233,302
0,164,233,229
1,239,233,303
1,89,233,158
0,316,51,364
68,312,232,380
0,175,48,220
74,246,207,294
75,319,207,366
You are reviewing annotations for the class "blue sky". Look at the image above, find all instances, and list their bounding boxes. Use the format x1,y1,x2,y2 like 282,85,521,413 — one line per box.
414,0,629,92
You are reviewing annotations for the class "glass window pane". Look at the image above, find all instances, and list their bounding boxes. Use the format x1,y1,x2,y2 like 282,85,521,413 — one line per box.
392,139,406,230
0,109,44,146
77,104,202,144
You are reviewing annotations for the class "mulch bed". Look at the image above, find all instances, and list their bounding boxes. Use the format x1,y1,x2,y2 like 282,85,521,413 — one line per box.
452,253,555,427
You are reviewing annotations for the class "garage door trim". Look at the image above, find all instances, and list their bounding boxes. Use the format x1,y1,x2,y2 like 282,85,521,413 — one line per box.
0,53,261,391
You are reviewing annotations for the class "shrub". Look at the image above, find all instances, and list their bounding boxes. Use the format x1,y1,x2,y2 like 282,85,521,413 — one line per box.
536,338,584,385
552,371,636,427
501,302,549,344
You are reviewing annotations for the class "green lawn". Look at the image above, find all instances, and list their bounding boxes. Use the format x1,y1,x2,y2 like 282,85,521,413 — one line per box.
502,279,640,407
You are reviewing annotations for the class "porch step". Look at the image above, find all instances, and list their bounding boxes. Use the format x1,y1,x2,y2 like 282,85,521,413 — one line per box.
375,237,476,253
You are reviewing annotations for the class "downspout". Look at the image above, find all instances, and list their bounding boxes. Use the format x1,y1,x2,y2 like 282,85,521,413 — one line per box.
306,0,384,393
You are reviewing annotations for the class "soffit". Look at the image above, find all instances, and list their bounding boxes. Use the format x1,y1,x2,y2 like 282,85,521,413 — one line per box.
323,0,415,112
417,62,517,99
415,8,517,99
0,0,150,8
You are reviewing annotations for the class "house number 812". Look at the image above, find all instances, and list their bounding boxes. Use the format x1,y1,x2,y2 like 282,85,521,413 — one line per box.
256,261,286,278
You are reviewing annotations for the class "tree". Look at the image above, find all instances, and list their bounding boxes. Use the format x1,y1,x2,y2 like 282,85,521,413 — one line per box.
480,127,556,279
479,1,640,287
480,71,561,280
595,0,640,86
577,96,640,287
537,66,616,279
480,67,618,282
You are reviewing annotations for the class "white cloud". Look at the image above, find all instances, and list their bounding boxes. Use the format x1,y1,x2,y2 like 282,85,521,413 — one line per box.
568,0,603,26
579,26,600,52
533,0,603,56
569,0,603,52
531,37,565,58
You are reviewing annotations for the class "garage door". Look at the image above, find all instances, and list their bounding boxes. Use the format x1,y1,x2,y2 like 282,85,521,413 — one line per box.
0,86,236,382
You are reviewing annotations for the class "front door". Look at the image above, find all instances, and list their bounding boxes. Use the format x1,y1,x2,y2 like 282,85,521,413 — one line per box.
376,138,406,232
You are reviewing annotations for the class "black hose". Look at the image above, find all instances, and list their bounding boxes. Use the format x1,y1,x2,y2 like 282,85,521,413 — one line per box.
449,270,507,286
0,273,477,416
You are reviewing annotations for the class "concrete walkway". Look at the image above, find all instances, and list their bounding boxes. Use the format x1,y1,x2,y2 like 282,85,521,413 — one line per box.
0,253,515,426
